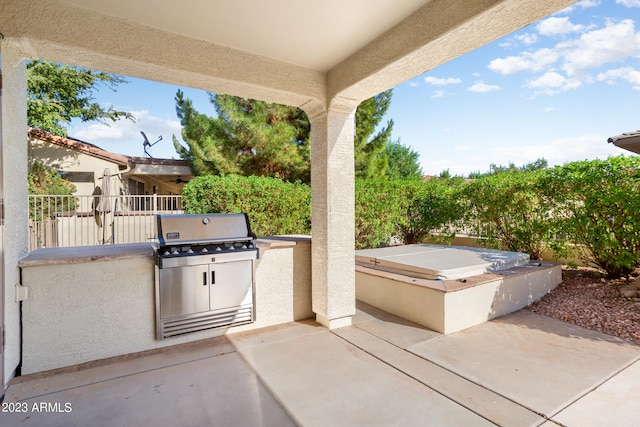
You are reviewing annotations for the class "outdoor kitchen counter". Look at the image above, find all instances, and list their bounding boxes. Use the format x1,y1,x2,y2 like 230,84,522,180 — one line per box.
255,235,311,249
18,242,157,267
18,236,313,375
18,236,311,267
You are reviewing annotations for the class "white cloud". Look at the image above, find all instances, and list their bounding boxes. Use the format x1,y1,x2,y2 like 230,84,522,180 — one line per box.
525,72,582,95
559,0,600,13
617,0,640,7
431,90,447,98
489,133,625,168
69,110,183,159
499,33,538,49
537,17,585,36
515,33,539,45
424,76,462,85
73,122,126,140
543,107,556,112
468,82,501,92
488,48,559,74
560,19,640,76
422,133,624,177
597,66,640,90
488,18,640,95
455,145,473,152
579,0,601,8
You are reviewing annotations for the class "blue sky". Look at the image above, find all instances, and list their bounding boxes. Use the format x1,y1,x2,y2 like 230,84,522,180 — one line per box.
69,0,640,177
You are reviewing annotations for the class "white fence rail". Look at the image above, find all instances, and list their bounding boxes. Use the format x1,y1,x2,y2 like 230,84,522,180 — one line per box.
29,194,183,250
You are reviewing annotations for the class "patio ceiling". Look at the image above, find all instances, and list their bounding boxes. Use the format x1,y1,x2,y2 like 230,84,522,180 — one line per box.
63,0,431,72
1,0,577,109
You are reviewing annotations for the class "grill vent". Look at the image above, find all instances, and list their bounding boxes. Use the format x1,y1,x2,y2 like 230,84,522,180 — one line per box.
160,306,253,338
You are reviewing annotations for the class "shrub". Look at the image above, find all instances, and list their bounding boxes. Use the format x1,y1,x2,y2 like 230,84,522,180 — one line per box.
28,160,77,219
355,178,467,248
463,170,556,260
401,177,467,244
182,175,311,236
355,179,419,249
539,156,640,278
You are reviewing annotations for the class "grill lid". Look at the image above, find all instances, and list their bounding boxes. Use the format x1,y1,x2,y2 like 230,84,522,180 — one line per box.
157,213,256,246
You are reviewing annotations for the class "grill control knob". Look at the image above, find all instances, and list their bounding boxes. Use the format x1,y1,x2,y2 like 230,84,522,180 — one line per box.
201,248,208,253
215,246,222,251
164,250,171,256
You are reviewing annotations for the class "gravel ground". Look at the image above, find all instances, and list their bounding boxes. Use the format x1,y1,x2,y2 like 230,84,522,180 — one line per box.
527,267,640,346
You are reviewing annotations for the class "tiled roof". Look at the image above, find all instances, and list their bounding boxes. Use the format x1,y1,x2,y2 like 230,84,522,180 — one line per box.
28,128,189,167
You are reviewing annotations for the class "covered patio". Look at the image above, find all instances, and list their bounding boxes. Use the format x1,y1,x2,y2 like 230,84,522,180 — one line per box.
2,0,577,393
4,303,640,426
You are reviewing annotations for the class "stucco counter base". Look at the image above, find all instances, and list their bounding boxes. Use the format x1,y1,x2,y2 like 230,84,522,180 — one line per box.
17,237,312,375
356,261,562,334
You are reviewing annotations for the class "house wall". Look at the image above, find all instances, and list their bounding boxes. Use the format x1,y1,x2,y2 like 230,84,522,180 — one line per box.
18,237,312,375
29,137,126,203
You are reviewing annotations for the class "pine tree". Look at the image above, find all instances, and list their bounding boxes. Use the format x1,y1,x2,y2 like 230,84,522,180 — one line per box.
384,141,424,180
174,89,396,182
174,91,310,182
173,91,241,176
354,90,394,179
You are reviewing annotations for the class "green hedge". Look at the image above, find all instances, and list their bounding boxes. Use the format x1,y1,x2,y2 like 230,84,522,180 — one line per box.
354,179,420,249
463,170,555,260
182,175,311,236
402,177,467,245
539,156,640,278
181,156,640,278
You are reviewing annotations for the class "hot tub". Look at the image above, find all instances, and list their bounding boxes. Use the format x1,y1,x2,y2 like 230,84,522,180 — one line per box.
356,244,530,281
355,244,561,334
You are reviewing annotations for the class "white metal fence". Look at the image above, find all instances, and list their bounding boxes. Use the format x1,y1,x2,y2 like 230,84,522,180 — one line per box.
28,194,184,250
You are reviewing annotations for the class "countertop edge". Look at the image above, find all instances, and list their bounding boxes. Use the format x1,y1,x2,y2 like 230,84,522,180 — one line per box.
19,236,312,267
256,235,311,249
19,243,158,267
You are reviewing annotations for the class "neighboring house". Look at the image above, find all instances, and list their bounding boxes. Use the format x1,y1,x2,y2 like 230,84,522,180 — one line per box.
28,128,193,199
27,128,193,248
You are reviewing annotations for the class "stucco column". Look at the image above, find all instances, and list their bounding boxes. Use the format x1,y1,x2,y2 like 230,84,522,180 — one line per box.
307,101,357,329
1,39,30,386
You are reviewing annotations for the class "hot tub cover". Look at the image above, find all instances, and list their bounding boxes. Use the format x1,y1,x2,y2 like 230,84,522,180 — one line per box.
355,244,530,280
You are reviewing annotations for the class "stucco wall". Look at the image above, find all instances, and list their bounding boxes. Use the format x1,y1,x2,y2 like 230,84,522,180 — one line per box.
1,41,30,387
356,262,561,334
19,237,312,375
355,270,446,332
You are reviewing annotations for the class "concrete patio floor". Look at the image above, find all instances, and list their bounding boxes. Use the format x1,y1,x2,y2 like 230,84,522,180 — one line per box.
3,302,640,427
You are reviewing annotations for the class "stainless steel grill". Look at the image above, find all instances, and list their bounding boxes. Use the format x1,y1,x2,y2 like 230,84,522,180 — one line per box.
155,213,258,339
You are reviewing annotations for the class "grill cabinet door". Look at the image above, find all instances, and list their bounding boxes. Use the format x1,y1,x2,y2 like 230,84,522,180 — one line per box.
209,260,253,311
159,264,210,318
